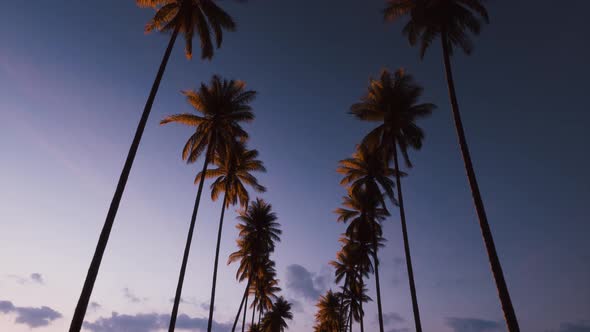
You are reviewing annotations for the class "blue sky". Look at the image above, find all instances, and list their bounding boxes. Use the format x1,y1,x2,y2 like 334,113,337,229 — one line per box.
1,1,589,331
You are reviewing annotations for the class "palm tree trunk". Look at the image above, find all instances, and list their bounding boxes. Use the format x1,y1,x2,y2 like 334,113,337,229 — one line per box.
441,32,520,332
207,192,229,332
391,143,423,332
68,26,180,332
242,292,248,332
257,307,262,325
359,274,364,332
337,278,349,332
348,304,353,332
369,220,385,332
169,142,214,332
251,301,256,327
232,277,252,332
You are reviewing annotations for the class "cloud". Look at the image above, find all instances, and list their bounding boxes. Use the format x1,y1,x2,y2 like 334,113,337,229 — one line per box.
388,328,410,332
123,287,145,303
83,312,231,332
285,264,327,301
0,300,62,328
548,321,590,332
288,298,304,313
6,273,45,285
446,317,502,332
30,273,44,284
89,302,102,312
382,312,405,325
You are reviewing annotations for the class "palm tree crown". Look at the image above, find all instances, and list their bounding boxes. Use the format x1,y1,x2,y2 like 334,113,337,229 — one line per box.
313,290,343,332
350,69,435,167
261,297,293,332
161,75,256,163
384,0,489,58
138,0,237,59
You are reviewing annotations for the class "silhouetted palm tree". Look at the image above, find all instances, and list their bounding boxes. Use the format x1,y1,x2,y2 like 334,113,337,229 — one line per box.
251,260,281,326
229,199,282,332
335,188,388,332
197,143,266,332
261,297,293,332
383,2,519,331
350,68,435,332
248,323,262,332
69,2,236,330
314,290,343,332
161,76,256,331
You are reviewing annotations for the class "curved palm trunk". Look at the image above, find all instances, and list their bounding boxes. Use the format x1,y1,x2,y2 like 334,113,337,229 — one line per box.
207,192,229,332
337,278,349,332
242,292,248,332
369,221,385,332
391,143,423,332
169,143,213,331
232,277,252,332
441,32,520,332
69,27,180,332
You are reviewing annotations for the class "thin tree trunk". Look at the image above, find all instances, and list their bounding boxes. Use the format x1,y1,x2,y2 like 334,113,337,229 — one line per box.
391,143,423,332
441,32,520,332
169,141,214,332
251,301,256,327
359,274,364,332
242,293,248,332
337,278,349,332
348,304,353,332
207,192,229,332
369,220,385,332
258,307,262,325
232,277,252,332
68,26,180,332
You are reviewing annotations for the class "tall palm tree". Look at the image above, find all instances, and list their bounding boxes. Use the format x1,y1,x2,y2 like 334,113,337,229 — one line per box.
335,188,389,332
350,68,435,332
69,2,235,330
229,199,282,332
197,143,266,332
313,290,343,332
261,297,293,332
160,75,256,331
383,2,520,331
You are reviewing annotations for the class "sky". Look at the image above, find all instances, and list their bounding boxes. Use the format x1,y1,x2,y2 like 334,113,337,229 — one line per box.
1,0,589,331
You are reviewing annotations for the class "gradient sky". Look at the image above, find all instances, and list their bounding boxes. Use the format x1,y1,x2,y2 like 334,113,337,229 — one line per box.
1,1,589,332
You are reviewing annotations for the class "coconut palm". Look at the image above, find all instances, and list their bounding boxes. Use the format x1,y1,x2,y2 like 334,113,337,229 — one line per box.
314,290,343,332
251,261,281,326
68,2,236,330
248,324,263,332
160,76,255,331
331,236,373,332
229,199,282,332
197,143,266,332
335,188,389,332
383,2,520,331
350,68,435,332
261,297,293,332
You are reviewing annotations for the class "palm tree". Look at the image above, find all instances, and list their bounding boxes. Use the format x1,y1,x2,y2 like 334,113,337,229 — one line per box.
383,2,520,331
335,188,389,332
248,323,263,332
251,261,281,326
161,75,256,331
350,68,435,332
313,290,343,332
261,297,293,332
331,236,373,332
69,2,235,330
229,199,282,332
197,143,266,332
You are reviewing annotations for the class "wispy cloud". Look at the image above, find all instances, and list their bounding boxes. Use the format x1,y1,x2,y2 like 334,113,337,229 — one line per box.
83,312,231,332
0,300,62,328
123,287,146,303
5,273,45,285
382,312,405,325
446,317,502,332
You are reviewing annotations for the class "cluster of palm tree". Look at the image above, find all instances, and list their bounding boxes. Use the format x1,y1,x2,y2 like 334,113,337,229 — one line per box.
315,1,520,332
69,0,520,331
228,198,294,332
